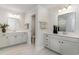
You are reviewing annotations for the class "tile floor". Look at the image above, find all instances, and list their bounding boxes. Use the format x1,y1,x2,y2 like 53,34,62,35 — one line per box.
0,43,59,55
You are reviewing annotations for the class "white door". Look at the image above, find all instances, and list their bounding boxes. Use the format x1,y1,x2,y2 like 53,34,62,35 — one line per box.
50,35,62,53
31,15,36,44
61,39,79,55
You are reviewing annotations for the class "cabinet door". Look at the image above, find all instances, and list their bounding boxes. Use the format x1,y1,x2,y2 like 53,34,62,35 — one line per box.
16,32,27,44
61,39,79,55
0,34,9,48
9,33,18,45
50,35,61,53
22,32,27,43
15,32,23,44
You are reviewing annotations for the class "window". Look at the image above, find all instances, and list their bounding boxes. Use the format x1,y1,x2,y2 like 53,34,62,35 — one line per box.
8,17,20,31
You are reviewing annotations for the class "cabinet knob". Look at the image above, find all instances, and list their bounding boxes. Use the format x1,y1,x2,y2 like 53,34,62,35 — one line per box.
15,36,17,38
6,36,8,39
45,44,48,46
62,41,63,44
59,41,60,43
3,34,6,36
46,35,48,37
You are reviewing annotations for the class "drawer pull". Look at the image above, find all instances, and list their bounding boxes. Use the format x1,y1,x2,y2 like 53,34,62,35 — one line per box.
45,44,48,46
14,36,17,38
6,37,8,39
3,34,6,36
46,35,48,37
59,41,60,43
46,39,48,40
62,41,63,44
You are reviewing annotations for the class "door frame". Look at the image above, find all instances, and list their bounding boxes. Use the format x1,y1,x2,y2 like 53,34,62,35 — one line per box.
31,14,36,45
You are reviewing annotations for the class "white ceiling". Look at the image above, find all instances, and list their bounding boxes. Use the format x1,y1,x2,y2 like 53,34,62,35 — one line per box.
0,4,37,13
0,4,68,13
40,4,68,9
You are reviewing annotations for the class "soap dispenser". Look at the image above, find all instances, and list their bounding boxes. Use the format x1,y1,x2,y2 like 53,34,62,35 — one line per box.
53,25,58,34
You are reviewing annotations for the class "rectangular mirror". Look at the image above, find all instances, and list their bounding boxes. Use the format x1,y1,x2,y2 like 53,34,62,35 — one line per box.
58,12,76,32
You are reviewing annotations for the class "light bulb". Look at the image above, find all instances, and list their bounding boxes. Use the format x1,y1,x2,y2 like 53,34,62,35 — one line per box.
63,8,66,11
58,10,62,12
68,6,72,9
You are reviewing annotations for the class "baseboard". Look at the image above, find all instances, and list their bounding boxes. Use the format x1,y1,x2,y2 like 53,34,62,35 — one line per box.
45,47,62,55
0,42,27,50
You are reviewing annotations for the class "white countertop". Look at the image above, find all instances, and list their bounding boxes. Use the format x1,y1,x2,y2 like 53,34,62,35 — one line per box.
46,32,79,39
0,30,28,34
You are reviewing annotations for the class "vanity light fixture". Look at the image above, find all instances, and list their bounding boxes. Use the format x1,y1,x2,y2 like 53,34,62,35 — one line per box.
58,5,72,13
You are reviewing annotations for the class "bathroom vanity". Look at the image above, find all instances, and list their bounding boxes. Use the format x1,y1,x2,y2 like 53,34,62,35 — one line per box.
44,33,79,55
0,31,28,48
43,9,79,55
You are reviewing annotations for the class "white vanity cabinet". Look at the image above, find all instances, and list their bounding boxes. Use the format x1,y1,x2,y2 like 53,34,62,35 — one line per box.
60,37,79,55
44,34,62,53
0,32,28,48
44,33,79,55
50,35,62,53
15,33,23,44
8,33,18,45
0,33,9,48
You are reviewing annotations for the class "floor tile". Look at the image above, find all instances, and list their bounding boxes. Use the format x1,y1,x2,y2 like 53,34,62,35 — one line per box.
0,44,59,55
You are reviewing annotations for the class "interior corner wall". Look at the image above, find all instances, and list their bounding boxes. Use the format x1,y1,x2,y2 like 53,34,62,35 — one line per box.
35,5,49,50
24,7,37,45
48,9,58,33
74,5,79,33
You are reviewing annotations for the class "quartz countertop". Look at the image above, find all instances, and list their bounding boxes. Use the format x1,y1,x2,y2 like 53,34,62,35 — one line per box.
0,30,28,34
45,32,79,39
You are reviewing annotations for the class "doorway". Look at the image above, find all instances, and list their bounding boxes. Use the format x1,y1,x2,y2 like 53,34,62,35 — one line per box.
31,14,36,45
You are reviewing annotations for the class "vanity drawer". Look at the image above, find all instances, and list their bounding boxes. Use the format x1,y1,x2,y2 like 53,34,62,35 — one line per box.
60,36,79,43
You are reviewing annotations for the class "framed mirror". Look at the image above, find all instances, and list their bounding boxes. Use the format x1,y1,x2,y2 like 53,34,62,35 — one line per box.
58,12,76,32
